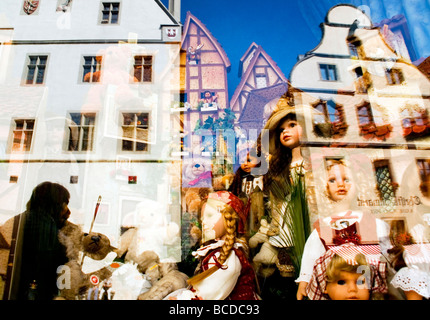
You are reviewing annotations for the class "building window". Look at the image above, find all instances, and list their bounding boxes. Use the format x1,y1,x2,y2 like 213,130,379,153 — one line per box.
255,74,268,89
68,113,96,151
121,112,149,152
385,68,404,85
133,56,152,82
373,160,397,201
101,2,120,24
319,64,338,81
400,106,429,140
312,100,347,138
82,56,102,83
348,42,359,58
10,119,35,152
25,55,47,85
417,159,430,198
356,103,392,140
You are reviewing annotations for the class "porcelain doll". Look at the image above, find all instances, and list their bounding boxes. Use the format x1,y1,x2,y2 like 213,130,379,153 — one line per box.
168,191,259,300
306,245,387,300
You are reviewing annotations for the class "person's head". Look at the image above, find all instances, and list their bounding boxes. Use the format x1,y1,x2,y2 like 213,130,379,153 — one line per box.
325,253,370,300
326,159,353,202
26,181,71,227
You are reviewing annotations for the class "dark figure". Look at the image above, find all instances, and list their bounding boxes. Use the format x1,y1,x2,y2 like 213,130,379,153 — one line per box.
14,182,71,300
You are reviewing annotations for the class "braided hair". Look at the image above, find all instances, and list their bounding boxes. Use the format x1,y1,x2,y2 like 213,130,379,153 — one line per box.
187,204,247,286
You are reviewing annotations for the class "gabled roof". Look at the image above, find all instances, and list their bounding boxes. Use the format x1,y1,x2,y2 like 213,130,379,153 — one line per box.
181,11,231,69
230,43,287,108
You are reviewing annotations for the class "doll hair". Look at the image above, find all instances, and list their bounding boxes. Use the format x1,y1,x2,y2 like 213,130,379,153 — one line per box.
387,219,415,271
325,253,368,284
325,253,384,300
187,203,247,287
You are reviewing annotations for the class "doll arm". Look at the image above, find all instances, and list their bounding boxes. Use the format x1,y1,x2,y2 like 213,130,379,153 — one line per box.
192,251,241,300
295,229,325,283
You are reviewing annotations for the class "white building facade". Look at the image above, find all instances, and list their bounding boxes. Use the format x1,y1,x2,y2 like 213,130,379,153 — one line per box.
0,0,183,260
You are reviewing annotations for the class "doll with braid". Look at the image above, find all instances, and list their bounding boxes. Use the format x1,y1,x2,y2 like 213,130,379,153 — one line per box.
168,191,259,300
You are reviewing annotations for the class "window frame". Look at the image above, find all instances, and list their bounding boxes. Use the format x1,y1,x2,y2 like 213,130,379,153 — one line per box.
81,55,103,83
319,63,338,81
120,112,150,153
23,54,49,86
67,112,97,152
417,159,430,199
99,2,121,25
385,68,404,85
312,100,347,138
132,55,153,83
9,118,36,153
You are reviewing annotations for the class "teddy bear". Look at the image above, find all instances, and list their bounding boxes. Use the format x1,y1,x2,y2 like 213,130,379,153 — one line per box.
56,220,117,300
118,198,180,263
138,261,189,300
182,157,213,188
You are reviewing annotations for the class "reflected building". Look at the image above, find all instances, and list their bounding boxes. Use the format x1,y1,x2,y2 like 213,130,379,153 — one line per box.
0,0,183,280
289,4,430,230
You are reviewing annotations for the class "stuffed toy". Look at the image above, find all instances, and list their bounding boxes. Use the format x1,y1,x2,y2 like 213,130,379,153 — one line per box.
138,262,189,300
119,199,180,263
248,218,279,278
57,221,117,300
182,157,213,188
109,250,159,300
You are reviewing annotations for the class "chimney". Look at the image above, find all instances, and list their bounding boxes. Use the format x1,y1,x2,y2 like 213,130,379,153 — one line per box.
169,0,181,23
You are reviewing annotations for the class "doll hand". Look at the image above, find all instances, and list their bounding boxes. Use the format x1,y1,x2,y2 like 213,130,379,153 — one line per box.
296,281,308,300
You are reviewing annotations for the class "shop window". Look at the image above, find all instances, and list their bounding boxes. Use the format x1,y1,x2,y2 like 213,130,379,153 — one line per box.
133,56,152,82
356,102,392,140
312,100,347,138
373,160,398,201
319,64,338,81
417,159,430,198
25,55,48,85
68,113,96,151
385,68,404,85
101,2,120,24
121,112,149,152
82,56,102,83
400,106,430,140
10,119,35,152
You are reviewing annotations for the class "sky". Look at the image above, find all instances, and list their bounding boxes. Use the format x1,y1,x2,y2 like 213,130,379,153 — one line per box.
161,0,430,100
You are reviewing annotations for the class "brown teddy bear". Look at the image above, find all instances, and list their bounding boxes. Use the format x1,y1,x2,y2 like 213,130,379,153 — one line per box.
56,221,117,300
138,262,189,300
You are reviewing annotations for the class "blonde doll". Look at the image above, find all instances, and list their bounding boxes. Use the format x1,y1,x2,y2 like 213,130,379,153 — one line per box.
169,191,259,300
306,245,387,300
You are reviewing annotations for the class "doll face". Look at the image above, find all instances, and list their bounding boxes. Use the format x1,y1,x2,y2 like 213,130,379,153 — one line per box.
326,164,352,202
201,200,226,242
325,271,370,300
279,118,302,149
240,155,259,173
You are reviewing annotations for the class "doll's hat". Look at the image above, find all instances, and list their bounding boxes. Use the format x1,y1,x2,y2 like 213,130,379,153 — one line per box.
207,191,247,234
261,104,320,154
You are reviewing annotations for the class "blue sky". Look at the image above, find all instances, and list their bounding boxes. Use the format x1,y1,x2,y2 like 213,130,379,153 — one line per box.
161,0,430,99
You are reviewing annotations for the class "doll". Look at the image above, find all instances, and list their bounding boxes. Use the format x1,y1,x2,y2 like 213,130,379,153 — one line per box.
259,105,314,276
325,159,353,202
388,220,430,300
296,212,391,298
169,191,259,300
306,244,387,300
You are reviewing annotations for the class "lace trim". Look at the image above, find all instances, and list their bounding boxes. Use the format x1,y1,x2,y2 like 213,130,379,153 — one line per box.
391,267,430,298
